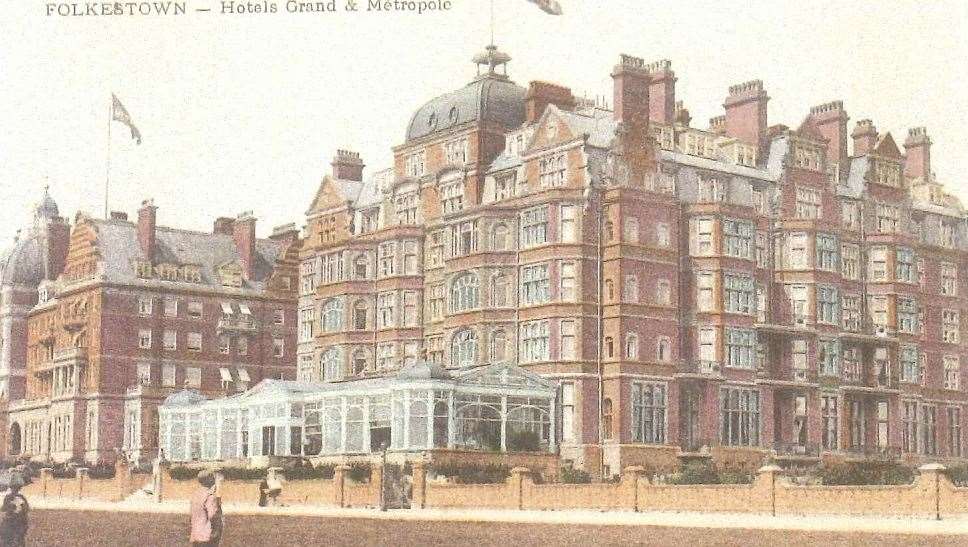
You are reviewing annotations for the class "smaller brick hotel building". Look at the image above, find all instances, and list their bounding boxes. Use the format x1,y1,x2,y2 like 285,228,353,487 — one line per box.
298,47,968,477
0,202,300,464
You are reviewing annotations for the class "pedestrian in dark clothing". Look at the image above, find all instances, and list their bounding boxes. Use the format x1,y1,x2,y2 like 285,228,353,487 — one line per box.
0,476,29,547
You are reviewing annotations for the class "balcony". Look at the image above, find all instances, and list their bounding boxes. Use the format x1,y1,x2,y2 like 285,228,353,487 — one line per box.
217,314,259,333
35,347,88,373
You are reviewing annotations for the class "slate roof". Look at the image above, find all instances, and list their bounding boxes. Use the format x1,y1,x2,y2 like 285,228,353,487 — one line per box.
406,75,527,142
92,218,284,289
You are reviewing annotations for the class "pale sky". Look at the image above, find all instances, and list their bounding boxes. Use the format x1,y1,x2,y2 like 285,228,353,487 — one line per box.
1,1,966,242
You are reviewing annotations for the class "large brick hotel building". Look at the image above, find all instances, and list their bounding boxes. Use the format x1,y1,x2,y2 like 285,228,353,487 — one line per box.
297,47,967,476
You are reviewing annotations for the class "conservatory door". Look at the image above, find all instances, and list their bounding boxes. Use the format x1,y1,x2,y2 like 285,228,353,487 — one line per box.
262,426,276,456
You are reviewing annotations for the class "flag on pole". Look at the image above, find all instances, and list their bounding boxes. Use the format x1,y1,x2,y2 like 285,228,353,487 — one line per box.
527,0,563,15
111,94,142,144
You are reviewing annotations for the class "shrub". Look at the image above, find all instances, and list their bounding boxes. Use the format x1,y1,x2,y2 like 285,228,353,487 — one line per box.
559,467,591,484
168,466,200,481
346,462,372,483
668,461,720,485
945,465,968,487
218,467,267,481
87,463,116,480
817,462,915,486
284,462,335,481
431,463,510,484
717,470,753,484
506,430,542,452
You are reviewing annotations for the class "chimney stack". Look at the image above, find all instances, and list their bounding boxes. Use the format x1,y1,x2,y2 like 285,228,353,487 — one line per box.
904,127,932,180
723,80,769,147
269,223,300,246
851,119,878,156
331,150,364,181
213,216,235,235
611,54,651,126
233,211,256,280
137,199,157,264
709,115,726,135
808,101,849,170
110,211,129,221
525,81,576,123
644,59,676,125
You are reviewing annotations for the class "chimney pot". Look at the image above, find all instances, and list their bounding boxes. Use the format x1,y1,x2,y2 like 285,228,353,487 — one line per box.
213,216,235,235
644,59,676,124
808,100,850,171
723,80,769,146
331,150,365,181
904,126,931,180
110,211,128,221
851,119,878,156
611,53,651,124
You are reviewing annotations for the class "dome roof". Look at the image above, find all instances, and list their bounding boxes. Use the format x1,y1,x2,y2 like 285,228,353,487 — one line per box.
34,188,59,219
0,231,46,286
405,47,526,143
162,389,207,407
396,360,452,380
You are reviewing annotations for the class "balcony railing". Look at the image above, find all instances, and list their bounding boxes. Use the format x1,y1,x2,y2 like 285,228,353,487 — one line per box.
217,315,258,333
53,347,88,363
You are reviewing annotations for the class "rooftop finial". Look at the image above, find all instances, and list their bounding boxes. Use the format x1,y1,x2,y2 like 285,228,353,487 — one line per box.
472,44,511,80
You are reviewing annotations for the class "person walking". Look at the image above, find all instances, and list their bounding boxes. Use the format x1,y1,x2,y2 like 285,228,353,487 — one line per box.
189,470,223,547
0,472,29,547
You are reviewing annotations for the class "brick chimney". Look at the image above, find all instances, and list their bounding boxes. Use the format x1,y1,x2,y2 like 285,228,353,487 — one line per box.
213,216,235,235
269,223,300,246
525,81,576,123
43,218,70,281
709,115,726,135
233,211,256,280
137,199,157,264
331,150,364,181
808,101,849,169
851,119,878,156
904,127,931,180
611,54,650,126
644,59,676,125
723,80,769,147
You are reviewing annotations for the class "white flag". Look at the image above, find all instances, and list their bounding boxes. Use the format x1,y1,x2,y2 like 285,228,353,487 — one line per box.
527,0,563,15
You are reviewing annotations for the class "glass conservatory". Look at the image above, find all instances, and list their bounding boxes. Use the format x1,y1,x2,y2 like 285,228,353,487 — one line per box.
158,361,558,462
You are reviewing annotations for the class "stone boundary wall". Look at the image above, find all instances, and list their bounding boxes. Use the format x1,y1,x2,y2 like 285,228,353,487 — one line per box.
27,461,968,519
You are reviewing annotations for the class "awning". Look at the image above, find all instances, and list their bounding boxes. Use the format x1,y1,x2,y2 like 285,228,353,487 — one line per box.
220,302,234,314
239,303,252,315
219,368,233,382
237,368,251,382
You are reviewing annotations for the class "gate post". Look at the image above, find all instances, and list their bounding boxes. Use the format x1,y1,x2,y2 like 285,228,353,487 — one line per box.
333,464,349,508
411,461,427,509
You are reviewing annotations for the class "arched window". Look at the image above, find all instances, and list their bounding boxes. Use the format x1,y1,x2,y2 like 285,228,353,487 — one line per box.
450,273,479,313
352,348,368,376
321,348,341,382
605,279,614,301
657,337,671,362
490,330,507,362
321,299,342,332
352,300,368,330
451,329,477,367
492,223,510,251
353,254,369,279
656,279,671,306
625,333,639,359
492,274,509,307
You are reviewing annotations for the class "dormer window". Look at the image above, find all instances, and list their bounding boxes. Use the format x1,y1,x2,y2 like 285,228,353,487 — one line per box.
444,137,468,165
440,180,464,214
538,153,566,188
734,143,757,167
494,173,515,201
793,143,824,171
873,159,901,187
395,191,419,225
405,150,426,177
358,208,379,233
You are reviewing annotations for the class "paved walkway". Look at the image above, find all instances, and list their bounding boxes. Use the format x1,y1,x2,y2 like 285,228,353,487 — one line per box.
28,496,968,537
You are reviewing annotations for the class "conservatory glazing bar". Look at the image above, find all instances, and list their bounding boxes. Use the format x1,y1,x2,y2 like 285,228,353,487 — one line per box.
158,362,558,463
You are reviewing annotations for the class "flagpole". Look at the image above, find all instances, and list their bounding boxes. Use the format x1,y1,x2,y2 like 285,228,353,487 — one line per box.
490,0,494,45
105,95,112,219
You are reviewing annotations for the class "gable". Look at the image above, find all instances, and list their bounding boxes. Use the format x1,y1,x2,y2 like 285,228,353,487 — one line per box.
457,362,556,391
306,176,350,215
527,107,576,153
873,132,902,158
